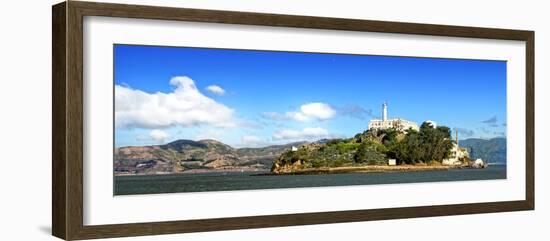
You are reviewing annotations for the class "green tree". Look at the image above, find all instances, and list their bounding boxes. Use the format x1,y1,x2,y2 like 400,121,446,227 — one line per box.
386,122,453,164
354,142,387,165
406,130,424,164
379,128,400,145
419,122,453,162
365,148,387,165
354,142,368,163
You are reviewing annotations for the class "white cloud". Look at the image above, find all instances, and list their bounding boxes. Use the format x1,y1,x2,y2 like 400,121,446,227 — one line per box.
194,129,224,141
115,76,235,129
205,85,225,96
286,112,310,122
263,102,336,122
273,127,331,141
135,129,170,143
299,103,336,120
149,130,169,142
241,135,265,147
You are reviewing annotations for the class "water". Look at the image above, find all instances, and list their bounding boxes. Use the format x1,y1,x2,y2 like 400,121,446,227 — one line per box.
114,165,506,195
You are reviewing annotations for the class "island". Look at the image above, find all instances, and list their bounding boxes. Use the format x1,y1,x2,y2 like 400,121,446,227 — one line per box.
270,102,486,175
270,124,476,175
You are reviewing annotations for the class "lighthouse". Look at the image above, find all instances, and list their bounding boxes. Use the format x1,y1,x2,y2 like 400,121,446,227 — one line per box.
368,101,419,132
382,101,388,121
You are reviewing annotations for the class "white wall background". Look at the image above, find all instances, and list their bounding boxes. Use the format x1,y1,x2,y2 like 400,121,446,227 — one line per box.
0,0,547,240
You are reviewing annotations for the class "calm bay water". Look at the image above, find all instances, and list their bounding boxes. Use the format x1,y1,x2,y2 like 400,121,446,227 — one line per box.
114,165,506,195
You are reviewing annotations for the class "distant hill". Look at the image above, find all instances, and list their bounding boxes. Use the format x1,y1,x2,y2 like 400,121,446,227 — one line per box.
115,136,507,175
114,139,307,175
459,137,506,164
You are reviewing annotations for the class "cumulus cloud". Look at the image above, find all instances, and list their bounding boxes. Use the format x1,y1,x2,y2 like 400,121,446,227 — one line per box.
263,102,336,122
205,85,225,96
115,76,235,129
149,130,169,142
296,103,336,120
273,127,331,141
136,129,170,143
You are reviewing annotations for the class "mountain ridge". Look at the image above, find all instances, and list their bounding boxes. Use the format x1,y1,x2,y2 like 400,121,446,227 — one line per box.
459,137,506,164
114,139,308,175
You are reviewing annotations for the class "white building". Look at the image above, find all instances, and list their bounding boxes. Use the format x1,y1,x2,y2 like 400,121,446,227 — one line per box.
368,102,419,132
442,143,468,166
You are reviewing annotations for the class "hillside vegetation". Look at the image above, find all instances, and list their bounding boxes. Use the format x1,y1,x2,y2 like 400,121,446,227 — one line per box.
271,122,454,173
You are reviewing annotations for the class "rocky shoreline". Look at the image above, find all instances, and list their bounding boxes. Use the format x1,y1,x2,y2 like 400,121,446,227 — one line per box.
262,165,460,176
115,166,268,176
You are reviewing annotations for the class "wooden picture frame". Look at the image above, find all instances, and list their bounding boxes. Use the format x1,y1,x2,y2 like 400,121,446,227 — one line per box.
52,1,534,240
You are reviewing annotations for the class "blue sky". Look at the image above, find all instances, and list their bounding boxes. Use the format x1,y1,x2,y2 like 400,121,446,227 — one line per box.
114,44,507,148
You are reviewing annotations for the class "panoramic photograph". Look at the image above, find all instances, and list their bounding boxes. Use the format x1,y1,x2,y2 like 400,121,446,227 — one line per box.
113,44,507,195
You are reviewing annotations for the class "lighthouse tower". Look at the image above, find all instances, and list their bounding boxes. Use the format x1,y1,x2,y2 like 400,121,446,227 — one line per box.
382,102,388,121
368,101,419,132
